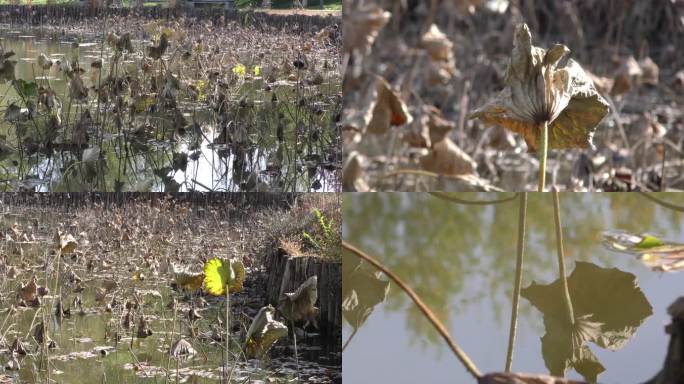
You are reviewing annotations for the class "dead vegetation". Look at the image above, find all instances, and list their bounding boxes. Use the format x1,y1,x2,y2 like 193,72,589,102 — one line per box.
342,0,684,191
0,193,341,383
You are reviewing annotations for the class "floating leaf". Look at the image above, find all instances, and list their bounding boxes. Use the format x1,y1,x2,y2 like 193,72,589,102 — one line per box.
203,257,234,296
521,261,652,382
635,234,665,249
602,231,684,272
470,24,609,151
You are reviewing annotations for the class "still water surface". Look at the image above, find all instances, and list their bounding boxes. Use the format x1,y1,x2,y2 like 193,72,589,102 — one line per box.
343,193,684,383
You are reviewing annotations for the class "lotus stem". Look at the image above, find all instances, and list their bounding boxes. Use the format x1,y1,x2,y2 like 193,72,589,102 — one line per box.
505,192,527,372
292,319,301,382
430,192,519,205
639,192,684,212
552,190,575,325
538,120,549,192
342,241,482,380
225,289,230,383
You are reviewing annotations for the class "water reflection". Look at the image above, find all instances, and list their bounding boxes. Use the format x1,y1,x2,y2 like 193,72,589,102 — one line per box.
343,193,684,383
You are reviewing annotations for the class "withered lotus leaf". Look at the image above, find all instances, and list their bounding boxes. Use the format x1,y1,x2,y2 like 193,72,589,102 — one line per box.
402,105,454,148
343,4,391,55
18,276,38,302
342,151,370,192
245,305,288,358
341,74,412,136
278,275,319,329
421,25,456,85
470,24,609,151
419,137,477,176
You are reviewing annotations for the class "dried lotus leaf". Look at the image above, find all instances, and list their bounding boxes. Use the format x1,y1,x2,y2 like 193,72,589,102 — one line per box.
419,137,476,175
343,4,391,55
342,75,412,136
366,76,412,134
471,24,608,151
342,151,370,192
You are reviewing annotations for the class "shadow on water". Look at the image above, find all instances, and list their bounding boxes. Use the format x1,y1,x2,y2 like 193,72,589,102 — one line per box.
343,193,684,383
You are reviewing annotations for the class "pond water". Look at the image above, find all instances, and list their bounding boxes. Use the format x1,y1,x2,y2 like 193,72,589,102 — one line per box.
343,193,684,383
0,28,340,192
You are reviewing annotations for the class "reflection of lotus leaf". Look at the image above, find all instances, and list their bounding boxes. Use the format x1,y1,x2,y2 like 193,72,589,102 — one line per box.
342,251,390,332
245,305,288,358
522,261,652,382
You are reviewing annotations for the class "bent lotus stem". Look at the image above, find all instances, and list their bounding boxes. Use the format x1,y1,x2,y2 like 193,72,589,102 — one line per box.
505,192,527,372
639,192,684,212
552,190,575,325
342,241,482,380
429,192,519,205
538,121,548,192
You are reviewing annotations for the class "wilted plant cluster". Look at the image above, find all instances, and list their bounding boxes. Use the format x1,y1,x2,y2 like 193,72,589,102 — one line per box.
0,13,342,192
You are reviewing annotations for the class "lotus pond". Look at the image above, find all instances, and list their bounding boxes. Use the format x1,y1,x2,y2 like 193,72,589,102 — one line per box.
343,192,684,383
0,193,342,383
0,15,341,192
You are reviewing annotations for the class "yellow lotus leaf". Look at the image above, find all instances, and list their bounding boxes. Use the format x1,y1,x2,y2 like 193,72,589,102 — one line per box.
421,24,456,84
203,257,234,296
232,64,247,77
470,23,609,151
